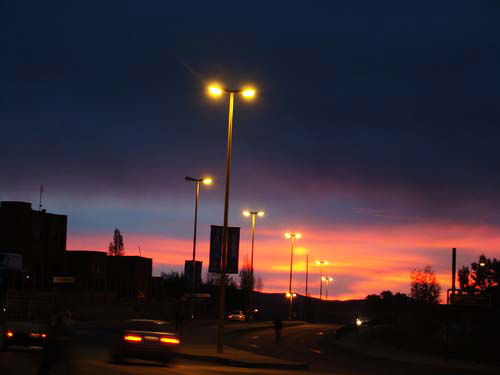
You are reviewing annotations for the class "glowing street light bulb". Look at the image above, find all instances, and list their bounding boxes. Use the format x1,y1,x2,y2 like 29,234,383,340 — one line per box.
284,232,291,239
208,85,223,97
241,88,256,99
202,177,213,185
242,210,251,217
295,233,302,239
257,211,265,217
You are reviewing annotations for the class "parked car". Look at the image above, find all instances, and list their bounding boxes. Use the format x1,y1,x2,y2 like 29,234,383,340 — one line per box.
109,319,180,365
2,321,48,350
226,310,246,321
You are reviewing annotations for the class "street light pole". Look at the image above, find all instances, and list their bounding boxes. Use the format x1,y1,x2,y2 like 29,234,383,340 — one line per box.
322,276,333,300
285,232,301,320
243,210,264,318
208,83,256,354
305,252,309,297
185,176,212,316
217,91,234,354
316,260,328,300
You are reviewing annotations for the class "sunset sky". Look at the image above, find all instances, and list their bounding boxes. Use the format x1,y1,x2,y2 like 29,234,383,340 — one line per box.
2,1,500,300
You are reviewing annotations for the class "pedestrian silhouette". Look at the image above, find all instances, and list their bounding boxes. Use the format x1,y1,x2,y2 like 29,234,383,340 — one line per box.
273,316,283,342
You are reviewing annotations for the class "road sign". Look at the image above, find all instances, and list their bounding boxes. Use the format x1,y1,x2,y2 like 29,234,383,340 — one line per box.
52,276,75,284
209,225,240,274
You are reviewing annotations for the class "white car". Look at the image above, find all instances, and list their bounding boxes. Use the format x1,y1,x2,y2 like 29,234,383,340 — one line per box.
227,310,246,321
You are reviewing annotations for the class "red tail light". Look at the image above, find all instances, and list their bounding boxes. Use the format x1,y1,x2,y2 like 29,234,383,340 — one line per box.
228,315,233,318
160,337,180,344
41,333,47,339
124,335,142,342
6,331,14,338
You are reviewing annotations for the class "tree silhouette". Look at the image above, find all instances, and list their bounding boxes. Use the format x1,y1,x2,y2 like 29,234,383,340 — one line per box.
458,265,471,290
410,266,441,304
239,255,254,291
108,228,125,256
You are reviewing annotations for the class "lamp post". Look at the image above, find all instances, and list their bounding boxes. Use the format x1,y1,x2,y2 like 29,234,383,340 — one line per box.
305,250,309,297
185,176,212,316
208,83,256,353
322,276,333,300
316,260,328,299
284,232,301,320
242,210,265,317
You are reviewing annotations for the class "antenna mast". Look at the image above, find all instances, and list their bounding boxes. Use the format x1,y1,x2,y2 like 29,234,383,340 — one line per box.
38,184,44,211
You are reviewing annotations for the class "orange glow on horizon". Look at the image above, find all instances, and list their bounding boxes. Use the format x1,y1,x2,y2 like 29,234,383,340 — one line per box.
68,222,500,301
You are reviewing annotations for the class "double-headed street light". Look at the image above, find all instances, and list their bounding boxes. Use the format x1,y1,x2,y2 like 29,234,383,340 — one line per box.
316,260,329,299
284,232,301,320
304,249,310,297
185,176,212,306
321,276,334,300
208,83,256,354
242,210,265,315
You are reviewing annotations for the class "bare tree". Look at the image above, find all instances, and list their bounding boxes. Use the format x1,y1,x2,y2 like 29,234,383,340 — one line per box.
108,228,125,256
255,276,264,292
239,255,254,291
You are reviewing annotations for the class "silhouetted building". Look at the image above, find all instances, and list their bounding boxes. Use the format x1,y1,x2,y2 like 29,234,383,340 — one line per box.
0,201,67,288
64,250,108,291
107,256,152,300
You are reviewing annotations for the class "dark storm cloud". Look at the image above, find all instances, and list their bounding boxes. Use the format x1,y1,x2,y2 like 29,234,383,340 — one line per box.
1,1,500,225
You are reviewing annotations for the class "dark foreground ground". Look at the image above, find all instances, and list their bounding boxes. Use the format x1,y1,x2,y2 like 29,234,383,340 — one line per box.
0,321,494,375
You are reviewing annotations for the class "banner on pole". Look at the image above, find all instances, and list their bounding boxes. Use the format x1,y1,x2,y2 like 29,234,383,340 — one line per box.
184,260,202,288
208,225,240,274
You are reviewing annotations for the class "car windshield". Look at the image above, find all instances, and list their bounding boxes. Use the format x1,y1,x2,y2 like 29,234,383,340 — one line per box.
125,321,174,332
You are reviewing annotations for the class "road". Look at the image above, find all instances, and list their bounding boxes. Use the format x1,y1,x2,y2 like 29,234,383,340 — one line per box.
0,347,307,375
0,323,489,375
227,323,488,375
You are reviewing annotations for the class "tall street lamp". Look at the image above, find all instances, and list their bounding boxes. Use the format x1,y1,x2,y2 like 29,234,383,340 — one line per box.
208,83,256,353
185,176,212,312
242,210,265,316
304,250,309,297
316,260,329,299
322,276,333,300
284,232,301,320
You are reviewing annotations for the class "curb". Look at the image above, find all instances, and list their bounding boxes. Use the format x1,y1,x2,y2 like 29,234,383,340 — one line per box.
177,352,309,370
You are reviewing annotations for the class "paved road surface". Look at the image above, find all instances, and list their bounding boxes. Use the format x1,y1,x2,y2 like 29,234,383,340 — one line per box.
0,344,311,375
1,322,489,375
227,323,488,375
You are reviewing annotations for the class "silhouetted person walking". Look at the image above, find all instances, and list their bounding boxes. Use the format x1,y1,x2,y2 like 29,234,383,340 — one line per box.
273,316,283,342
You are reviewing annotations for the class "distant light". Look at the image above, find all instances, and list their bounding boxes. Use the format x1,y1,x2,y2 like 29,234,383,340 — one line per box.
257,211,265,217
479,262,486,267
243,211,251,217
254,309,259,312
208,85,223,97
295,233,302,239
6,331,14,338
284,232,291,239
202,177,213,186
356,318,363,327
241,88,256,99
